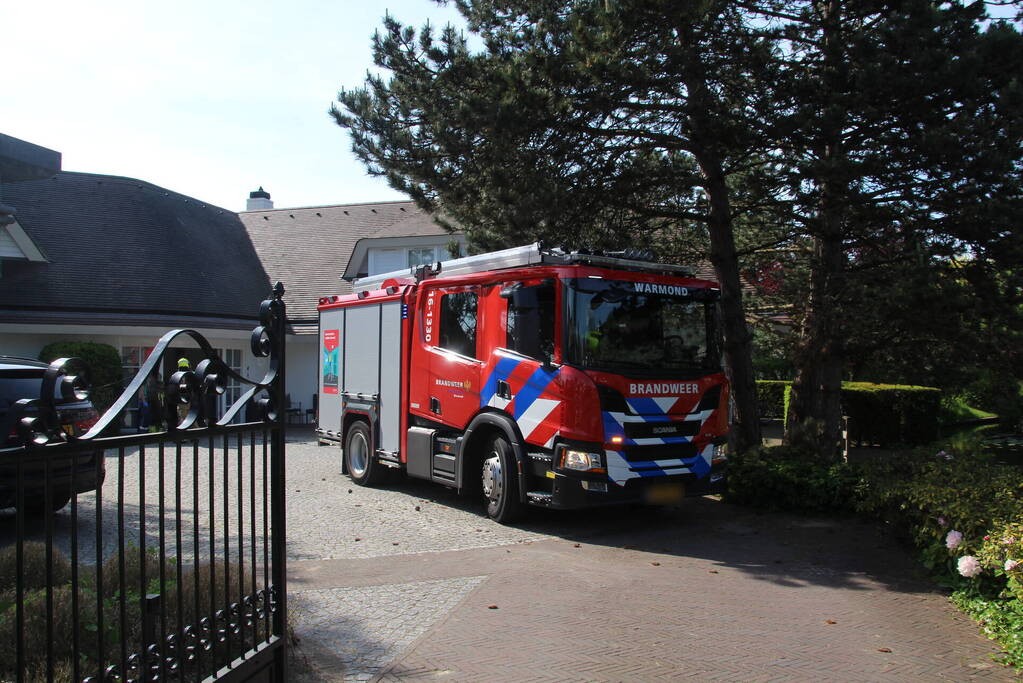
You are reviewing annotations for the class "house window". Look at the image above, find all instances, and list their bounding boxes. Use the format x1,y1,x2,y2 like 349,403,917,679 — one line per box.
121,345,155,390
408,247,436,268
224,348,242,414
213,347,244,422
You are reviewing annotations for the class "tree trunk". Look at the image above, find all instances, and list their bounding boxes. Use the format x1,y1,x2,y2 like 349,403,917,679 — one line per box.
785,231,845,458
680,40,762,454
702,163,762,454
784,0,847,460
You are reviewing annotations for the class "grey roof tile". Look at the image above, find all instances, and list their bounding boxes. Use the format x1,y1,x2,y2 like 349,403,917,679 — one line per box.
238,200,452,325
0,171,272,322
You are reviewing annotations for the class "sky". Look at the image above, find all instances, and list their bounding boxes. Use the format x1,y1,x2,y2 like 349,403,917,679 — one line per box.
3,0,468,212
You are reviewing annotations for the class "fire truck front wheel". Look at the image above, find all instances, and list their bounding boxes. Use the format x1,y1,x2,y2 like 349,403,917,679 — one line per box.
481,434,523,524
345,420,384,486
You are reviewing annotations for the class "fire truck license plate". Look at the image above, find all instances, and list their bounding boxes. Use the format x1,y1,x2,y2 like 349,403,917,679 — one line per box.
644,482,685,505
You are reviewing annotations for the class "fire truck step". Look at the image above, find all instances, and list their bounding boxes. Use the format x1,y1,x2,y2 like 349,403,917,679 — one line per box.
526,491,553,506
376,450,402,468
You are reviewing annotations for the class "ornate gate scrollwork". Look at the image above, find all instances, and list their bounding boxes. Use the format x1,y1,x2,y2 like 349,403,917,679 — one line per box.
3,282,289,683
11,281,287,442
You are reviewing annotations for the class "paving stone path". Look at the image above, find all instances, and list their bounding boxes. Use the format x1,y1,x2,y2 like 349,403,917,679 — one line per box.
284,435,1014,682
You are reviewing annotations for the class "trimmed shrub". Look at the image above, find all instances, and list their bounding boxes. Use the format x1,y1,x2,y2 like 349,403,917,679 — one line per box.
842,382,941,447
756,380,789,419
38,341,123,416
780,381,941,447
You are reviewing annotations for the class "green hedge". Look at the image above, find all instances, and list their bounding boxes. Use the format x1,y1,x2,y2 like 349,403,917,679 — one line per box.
765,381,941,447
756,380,789,419
840,382,941,447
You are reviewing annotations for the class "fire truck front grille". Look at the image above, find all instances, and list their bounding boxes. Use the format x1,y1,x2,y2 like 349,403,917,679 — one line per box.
620,443,698,462
622,420,700,440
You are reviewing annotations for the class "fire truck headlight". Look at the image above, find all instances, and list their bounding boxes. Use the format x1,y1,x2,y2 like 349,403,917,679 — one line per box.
561,449,602,471
711,442,728,465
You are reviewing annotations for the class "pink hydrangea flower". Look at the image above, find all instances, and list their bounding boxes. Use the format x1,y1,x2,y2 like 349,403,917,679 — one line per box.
945,530,964,550
1006,559,1020,572
937,516,948,527
1006,537,1018,545
957,555,982,578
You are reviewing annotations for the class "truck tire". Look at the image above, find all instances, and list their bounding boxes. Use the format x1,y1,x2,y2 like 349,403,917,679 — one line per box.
481,434,523,523
345,421,384,486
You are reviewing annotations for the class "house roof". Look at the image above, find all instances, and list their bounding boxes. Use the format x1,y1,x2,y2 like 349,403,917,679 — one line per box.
238,200,452,330
0,171,271,327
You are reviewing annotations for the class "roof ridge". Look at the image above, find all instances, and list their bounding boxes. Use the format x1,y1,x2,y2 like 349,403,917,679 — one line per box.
42,171,236,213
239,198,419,213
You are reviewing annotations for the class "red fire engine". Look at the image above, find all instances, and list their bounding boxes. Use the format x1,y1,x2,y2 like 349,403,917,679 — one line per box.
317,243,729,522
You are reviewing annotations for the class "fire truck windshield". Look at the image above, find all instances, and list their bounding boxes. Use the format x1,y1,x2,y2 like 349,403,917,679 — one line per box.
564,279,720,376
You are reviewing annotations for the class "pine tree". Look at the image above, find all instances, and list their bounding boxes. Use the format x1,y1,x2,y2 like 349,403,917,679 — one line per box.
333,0,793,452
744,0,1023,453
334,0,1023,458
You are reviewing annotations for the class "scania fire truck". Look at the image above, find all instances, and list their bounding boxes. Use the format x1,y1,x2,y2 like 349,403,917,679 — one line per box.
317,243,729,522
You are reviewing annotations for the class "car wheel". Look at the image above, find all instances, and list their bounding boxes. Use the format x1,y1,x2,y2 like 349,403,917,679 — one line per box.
345,421,384,486
481,434,523,524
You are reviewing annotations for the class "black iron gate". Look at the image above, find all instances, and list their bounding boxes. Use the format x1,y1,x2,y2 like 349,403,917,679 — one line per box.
0,284,288,682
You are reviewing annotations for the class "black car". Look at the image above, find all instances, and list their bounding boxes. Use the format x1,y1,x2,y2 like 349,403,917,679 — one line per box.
0,356,106,512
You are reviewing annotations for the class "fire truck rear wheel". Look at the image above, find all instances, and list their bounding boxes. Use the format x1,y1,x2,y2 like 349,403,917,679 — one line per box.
345,420,383,486
482,434,522,524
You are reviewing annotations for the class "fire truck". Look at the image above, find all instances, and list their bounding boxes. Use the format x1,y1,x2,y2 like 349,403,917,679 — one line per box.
317,243,729,522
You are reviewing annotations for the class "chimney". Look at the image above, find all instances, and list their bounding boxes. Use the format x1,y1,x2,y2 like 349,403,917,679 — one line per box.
247,186,273,211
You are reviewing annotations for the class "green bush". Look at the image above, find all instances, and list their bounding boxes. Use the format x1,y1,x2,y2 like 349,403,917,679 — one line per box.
38,341,123,417
780,382,941,447
724,445,858,513
842,382,942,447
0,542,72,596
951,593,1023,672
755,380,789,419
0,543,262,680
853,452,1022,567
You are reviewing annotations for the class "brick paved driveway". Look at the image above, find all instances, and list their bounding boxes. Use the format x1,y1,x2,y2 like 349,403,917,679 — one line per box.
284,434,1011,682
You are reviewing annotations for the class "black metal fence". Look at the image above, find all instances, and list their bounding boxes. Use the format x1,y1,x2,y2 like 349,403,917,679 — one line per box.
0,284,288,682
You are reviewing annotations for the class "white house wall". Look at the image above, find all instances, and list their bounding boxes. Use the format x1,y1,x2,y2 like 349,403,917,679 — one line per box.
286,335,318,420
0,325,323,426
0,325,267,400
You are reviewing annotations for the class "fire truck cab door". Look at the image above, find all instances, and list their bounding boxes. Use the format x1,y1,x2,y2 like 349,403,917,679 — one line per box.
410,285,482,428
479,279,562,449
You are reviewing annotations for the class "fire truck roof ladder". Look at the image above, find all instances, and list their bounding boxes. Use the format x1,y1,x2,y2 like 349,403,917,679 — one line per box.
351,242,694,292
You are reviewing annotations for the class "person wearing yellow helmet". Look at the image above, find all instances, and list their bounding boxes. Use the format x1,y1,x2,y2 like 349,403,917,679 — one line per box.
175,357,191,423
